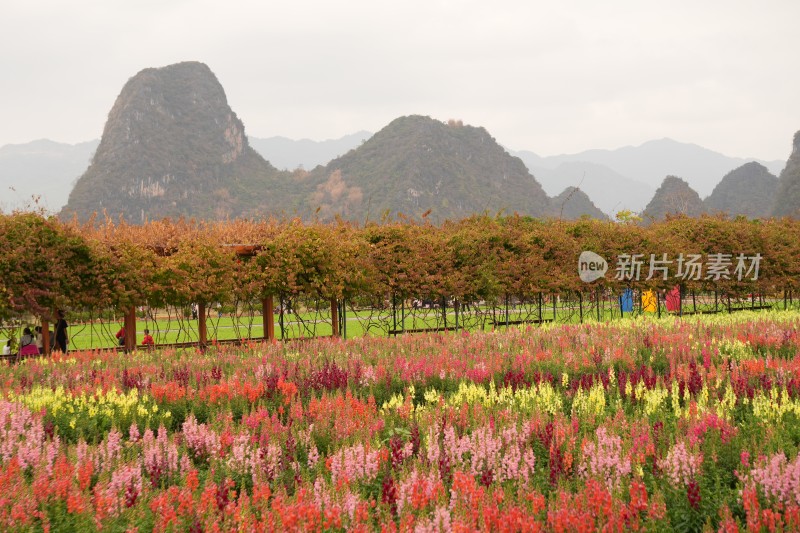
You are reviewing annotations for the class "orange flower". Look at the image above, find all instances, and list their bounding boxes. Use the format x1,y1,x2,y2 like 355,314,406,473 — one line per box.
185,468,199,491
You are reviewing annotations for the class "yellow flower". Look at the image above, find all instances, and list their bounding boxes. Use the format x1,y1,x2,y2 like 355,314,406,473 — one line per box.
572,383,606,418
638,386,666,417
424,389,442,405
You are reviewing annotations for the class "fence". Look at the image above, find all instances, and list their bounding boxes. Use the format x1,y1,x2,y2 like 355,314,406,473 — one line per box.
2,287,796,358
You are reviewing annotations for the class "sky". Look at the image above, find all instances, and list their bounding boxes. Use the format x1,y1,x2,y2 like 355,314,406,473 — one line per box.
1,0,798,161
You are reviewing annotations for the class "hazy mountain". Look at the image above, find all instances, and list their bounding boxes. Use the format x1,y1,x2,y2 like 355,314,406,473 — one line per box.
299,116,552,222
0,139,97,212
549,187,608,220
62,61,294,222
705,162,779,218
642,176,706,223
772,130,800,218
249,131,372,170
4,88,790,222
515,138,784,201
521,159,654,215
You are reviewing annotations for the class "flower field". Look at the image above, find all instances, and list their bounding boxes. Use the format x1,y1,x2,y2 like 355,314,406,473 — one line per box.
1,311,799,532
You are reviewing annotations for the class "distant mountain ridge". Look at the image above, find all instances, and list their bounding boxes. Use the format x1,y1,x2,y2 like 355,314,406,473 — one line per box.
0,139,97,212
513,139,785,216
249,131,372,171
516,138,784,197
0,59,791,221
523,160,655,215
2,132,791,220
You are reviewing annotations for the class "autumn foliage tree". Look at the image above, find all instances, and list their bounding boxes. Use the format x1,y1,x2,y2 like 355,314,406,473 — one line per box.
1,212,799,326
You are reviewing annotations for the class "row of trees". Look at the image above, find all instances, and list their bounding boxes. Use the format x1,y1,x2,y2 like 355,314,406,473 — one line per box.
2,212,799,322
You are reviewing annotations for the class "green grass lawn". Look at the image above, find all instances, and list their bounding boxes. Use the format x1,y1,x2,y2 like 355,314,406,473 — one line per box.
1,296,788,352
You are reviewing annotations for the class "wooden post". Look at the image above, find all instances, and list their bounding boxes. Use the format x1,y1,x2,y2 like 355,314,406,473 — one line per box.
124,306,137,352
538,293,543,322
42,318,50,355
198,302,207,346
331,298,339,337
262,297,275,341
656,291,662,319
596,287,601,322
341,300,347,339
391,294,397,336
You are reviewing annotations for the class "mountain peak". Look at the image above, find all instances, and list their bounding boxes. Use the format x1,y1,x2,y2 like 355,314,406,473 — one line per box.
300,115,552,222
705,162,778,218
550,187,608,220
61,61,289,222
772,129,800,218
642,175,706,222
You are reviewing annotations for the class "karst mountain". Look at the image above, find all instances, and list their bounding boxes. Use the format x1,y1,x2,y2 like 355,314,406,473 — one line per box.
298,115,554,222
641,176,706,223
772,130,800,218
549,187,608,220
62,62,292,222
59,62,573,223
704,162,779,218
55,60,794,224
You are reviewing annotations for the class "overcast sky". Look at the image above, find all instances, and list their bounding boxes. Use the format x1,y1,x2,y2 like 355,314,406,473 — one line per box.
1,0,798,161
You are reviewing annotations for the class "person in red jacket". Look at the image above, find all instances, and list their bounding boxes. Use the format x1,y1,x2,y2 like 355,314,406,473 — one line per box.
142,329,154,348
115,326,126,346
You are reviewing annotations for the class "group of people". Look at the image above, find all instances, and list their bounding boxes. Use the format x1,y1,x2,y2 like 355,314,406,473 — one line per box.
115,326,154,348
1,310,160,358
2,309,69,357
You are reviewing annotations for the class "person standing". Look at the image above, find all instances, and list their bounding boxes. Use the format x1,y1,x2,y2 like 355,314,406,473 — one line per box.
54,310,69,353
34,326,44,354
115,326,126,347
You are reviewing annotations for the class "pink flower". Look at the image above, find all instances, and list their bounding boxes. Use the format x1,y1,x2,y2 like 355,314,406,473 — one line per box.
182,415,221,463
660,441,702,487
747,452,800,506
329,442,381,485
741,451,750,468
142,425,178,487
580,427,631,490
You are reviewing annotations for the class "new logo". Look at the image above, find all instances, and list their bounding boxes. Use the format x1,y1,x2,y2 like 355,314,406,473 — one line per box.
578,251,608,283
